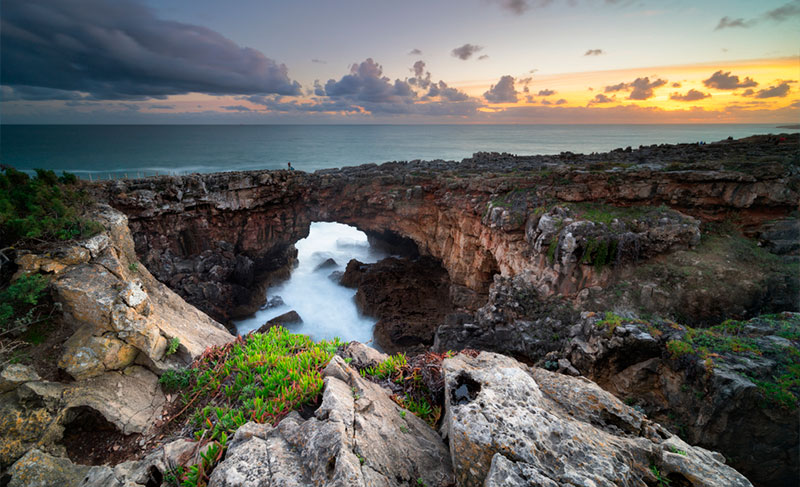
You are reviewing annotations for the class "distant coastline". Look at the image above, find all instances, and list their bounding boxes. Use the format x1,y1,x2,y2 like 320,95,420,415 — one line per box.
777,124,800,129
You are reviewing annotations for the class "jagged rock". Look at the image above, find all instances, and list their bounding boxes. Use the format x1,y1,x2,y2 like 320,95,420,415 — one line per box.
0,364,40,394
561,312,799,487
0,381,65,469
63,366,165,435
343,256,453,354
314,257,339,271
33,206,235,379
340,341,388,368
758,217,800,255
260,295,285,309
435,274,578,359
6,449,90,487
442,351,752,487
256,310,303,333
209,356,454,487
101,135,798,325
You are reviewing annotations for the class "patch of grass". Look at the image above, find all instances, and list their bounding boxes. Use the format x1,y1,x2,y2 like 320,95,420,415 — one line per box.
128,262,139,273
160,327,341,485
358,353,442,427
650,465,671,487
566,202,673,226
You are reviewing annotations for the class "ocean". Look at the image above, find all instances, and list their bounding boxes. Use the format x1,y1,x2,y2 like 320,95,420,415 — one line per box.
1,124,796,178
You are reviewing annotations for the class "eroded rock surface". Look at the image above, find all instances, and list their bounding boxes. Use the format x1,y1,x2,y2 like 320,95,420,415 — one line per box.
442,351,753,487
209,355,454,487
341,256,453,354
14,206,233,380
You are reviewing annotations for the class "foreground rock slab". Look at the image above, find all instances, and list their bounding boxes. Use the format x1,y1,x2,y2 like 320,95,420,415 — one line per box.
442,351,752,487
209,355,454,487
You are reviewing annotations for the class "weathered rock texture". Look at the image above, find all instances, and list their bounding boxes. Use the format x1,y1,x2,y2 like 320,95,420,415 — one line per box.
561,312,799,487
208,354,455,487
13,205,233,379
436,272,799,487
100,134,799,326
442,351,753,487
1,205,233,472
340,256,453,353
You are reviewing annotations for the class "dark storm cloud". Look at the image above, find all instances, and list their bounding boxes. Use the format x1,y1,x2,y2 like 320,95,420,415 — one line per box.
451,44,483,60
537,89,556,96
484,75,518,103
584,49,604,56
669,89,711,101
1,85,87,101
554,98,567,105
604,77,666,100
149,104,175,109
0,0,301,101
323,59,416,103
409,49,423,55
702,71,758,90
588,93,614,105
478,55,490,60
672,82,682,88
750,82,791,98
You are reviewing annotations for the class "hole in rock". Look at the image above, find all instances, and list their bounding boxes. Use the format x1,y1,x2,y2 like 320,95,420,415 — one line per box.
234,222,390,343
61,406,140,466
145,466,163,487
451,372,482,405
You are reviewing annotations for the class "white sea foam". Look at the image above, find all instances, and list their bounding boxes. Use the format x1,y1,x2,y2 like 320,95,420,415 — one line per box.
234,222,388,345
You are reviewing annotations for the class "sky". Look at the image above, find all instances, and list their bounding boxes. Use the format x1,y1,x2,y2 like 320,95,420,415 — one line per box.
1,0,798,124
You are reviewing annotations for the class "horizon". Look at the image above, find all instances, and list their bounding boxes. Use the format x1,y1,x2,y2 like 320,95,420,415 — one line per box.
1,0,798,124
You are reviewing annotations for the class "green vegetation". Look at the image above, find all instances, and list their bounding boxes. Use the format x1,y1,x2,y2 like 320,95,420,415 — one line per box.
128,261,139,273
566,202,673,226
166,337,181,356
581,237,617,271
644,312,800,410
668,445,687,456
160,327,341,486
0,274,48,333
650,465,671,487
0,167,101,247
159,368,196,392
359,353,443,427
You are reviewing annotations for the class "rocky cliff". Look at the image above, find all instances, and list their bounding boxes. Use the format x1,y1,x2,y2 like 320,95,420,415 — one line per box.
100,134,798,327
2,133,797,486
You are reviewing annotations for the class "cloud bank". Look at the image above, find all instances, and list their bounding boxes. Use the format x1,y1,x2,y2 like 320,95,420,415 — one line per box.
0,0,301,100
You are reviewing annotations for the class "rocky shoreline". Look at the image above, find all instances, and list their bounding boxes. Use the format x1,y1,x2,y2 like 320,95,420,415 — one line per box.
1,133,797,486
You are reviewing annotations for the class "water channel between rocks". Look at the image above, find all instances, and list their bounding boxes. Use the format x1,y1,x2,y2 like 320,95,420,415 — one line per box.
234,222,389,345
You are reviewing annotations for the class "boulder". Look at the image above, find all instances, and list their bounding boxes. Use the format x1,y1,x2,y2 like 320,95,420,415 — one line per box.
0,364,40,394
6,449,90,487
314,257,339,271
442,351,752,487
256,311,303,333
209,355,454,487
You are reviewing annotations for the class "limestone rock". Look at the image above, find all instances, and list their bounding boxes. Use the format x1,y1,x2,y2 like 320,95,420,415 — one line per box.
209,355,454,487
6,449,90,487
442,351,752,487
0,364,40,394
63,366,165,435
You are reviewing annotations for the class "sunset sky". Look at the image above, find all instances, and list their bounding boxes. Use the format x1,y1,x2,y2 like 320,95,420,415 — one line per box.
1,0,798,123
